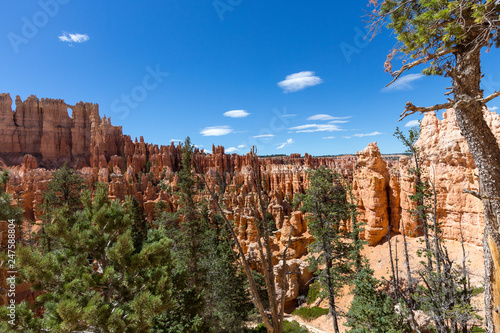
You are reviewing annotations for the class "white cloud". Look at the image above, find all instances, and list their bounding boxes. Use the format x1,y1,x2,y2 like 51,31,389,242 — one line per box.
237,144,246,148
200,126,233,136
353,132,383,138
58,32,89,43
289,124,344,133
224,110,250,118
277,138,294,149
329,120,349,124
278,71,322,93
323,136,335,139
488,106,498,111
405,120,420,127
170,139,183,143
382,74,424,91
226,147,239,153
253,134,275,138
307,114,351,121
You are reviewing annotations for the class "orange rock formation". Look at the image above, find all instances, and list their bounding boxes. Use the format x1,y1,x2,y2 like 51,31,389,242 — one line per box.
1,94,496,308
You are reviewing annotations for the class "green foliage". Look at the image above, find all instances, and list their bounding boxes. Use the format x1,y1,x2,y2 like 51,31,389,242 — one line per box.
372,0,499,75
395,126,480,332
205,214,252,332
154,137,252,332
0,169,23,226
292,306,329,322
8,186,174,332
306,281,321,305
345,268,407,333
254,320,310,333
294,167,358,301
41,163,85,214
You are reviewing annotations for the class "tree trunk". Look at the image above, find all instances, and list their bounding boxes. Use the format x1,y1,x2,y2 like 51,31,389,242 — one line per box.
324,254,340,333
453,46,500,332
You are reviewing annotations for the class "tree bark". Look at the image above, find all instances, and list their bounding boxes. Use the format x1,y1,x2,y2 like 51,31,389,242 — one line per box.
453,45,500,332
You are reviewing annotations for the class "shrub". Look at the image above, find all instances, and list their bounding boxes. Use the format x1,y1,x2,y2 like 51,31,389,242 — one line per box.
292,306,329,322
253,320,310,333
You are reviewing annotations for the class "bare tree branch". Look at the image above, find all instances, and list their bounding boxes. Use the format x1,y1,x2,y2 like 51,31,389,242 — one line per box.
386,49,454,87
399,101,454,120
483,90,500,104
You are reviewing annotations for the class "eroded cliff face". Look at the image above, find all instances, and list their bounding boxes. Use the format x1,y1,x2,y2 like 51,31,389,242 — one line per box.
0,94,496,309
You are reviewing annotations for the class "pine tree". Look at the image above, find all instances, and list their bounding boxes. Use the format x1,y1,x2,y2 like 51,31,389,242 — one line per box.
0,170,23,227
294,166,357,333
370,1,500,329
396,126,480,332
345,267,406,333
4,186,174,332
38,164,86,251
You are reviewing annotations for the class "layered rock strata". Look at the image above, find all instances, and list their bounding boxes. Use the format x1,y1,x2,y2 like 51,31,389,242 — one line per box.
1,94,497,308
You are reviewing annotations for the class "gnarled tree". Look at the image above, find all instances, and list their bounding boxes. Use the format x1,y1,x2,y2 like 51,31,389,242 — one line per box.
369,1,500,331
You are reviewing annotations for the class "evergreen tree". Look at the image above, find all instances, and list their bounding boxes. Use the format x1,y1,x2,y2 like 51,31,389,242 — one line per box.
0,170,23,227
370,1,500,329
41,163,85,214
345,267,406,333
153,137,210,332
204,213,253,332
154,137,252,332
294,167,357,333
396,126,480,332
3,185,174,332
39,164,86,251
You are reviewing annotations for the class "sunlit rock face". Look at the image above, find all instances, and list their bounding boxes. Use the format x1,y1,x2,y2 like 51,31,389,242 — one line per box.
2,93,497,308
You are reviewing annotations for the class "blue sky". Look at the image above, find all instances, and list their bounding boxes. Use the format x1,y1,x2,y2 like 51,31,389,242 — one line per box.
1,0,499,156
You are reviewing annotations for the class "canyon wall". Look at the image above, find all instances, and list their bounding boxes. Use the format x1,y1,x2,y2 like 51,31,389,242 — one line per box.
1,93,497,308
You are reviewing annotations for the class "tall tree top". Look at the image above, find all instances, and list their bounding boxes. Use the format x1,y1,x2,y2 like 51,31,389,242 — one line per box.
370,0,499,77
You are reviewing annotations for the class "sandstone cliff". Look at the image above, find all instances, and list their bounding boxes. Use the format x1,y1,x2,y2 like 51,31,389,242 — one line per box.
1,94,497,309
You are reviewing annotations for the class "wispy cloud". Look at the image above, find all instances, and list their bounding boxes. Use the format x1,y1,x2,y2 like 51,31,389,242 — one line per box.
253,134,275,138
200,126,233,136
382,74,423,92
170,139,183,143
353,132,383,138
307,114,351,121
224,110,250,118
405,120,420,127
226,147,239,153
289,124,344,133
278,71,322,93
58,32,89,43
238,144,247,148
323,136,335,139
277,138,294,149
488,106,498,111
